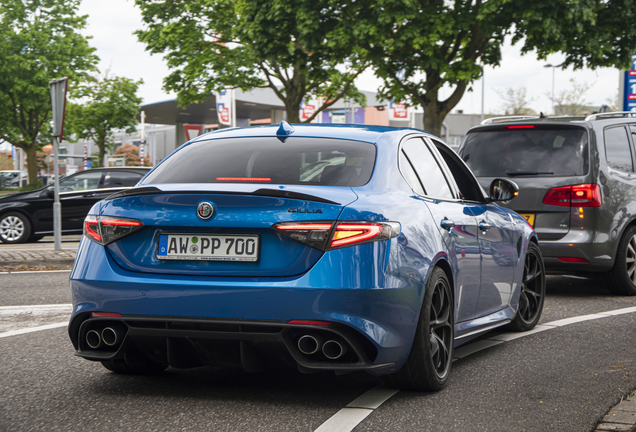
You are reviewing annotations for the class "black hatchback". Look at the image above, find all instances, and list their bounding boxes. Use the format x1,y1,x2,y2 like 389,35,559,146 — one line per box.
0,167,150,243
459,112,636,295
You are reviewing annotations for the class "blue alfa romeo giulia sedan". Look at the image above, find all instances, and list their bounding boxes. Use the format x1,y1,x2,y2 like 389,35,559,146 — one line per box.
68,122,544,391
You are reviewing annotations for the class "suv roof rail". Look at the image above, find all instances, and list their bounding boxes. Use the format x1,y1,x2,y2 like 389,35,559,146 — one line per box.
480,115,540,125
585,111,636,121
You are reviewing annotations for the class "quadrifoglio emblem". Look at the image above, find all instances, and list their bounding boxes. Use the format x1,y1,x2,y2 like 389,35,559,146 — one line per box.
196,202,214,220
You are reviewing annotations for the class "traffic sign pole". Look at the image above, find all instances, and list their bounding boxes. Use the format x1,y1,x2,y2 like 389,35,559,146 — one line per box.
49,77,68,252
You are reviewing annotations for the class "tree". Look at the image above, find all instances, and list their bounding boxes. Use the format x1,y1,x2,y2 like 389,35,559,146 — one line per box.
0,0,98,184
66,75,143,166
114,143,151,167
342,0,636,136
547,79,593,116
134,0,367,123
496,87,537,116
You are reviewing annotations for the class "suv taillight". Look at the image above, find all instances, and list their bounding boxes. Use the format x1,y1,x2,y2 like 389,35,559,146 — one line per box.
273,221,400,250
542,184,602,208
83,215,144,245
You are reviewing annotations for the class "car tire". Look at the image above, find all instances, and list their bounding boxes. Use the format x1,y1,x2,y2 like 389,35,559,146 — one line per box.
507,242,545,332
101,358,168,375
606,225,636,296
0,212,32,244
383,266,454,392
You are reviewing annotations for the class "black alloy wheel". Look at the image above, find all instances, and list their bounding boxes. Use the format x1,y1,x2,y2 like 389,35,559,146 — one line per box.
607,225,636,296
508,242,545,332
384,267,454,391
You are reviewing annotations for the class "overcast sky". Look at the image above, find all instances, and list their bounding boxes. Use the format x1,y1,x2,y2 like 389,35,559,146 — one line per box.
79,0,622,117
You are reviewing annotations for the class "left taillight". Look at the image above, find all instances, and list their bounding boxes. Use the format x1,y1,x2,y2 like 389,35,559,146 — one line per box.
273,221,400,250
84,215,144,245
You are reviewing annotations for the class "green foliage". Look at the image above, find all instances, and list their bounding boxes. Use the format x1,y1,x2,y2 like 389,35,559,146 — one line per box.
66,75,143,166
134,0,367,122
0,0,98,183
114,143,151,167
18,180,45,191
341,0,636,135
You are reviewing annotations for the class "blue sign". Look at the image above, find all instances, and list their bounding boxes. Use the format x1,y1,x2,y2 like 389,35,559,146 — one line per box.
623,53,636,112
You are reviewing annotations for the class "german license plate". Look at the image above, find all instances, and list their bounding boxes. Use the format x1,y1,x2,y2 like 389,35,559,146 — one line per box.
157,234,259,262
519,213,535,227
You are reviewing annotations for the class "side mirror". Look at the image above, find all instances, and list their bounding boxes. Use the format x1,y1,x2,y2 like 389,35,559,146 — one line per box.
489,178,519,203
45,187,54,197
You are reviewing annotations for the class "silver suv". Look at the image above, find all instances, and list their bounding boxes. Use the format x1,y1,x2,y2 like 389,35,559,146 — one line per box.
458,112,636,295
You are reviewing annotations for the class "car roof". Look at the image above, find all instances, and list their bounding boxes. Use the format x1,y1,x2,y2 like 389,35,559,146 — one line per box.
192,123,432,145
467,113,636,133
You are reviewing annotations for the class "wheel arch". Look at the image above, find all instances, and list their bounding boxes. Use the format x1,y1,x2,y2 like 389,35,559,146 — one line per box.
0,207,34,237
429,257,455,306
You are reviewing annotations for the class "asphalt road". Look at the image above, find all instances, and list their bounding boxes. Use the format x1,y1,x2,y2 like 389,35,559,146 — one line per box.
1,272,635,432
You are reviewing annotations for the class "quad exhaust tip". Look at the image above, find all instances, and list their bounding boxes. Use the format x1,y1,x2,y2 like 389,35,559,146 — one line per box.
86,330,102,349
298,334,323,355
101,327,121,347
322,339,348,360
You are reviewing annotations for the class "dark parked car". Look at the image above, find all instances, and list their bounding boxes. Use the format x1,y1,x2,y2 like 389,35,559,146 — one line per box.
68,123,544,391
0,167,150,243
458,112,636,295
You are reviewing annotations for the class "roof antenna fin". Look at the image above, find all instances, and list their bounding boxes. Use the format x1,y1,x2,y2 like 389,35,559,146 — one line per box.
539,112,547,119
277,120,295,136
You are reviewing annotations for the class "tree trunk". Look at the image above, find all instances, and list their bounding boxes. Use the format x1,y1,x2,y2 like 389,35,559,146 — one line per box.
25,144,39,185
286,106,300,123
99,140,106,168
422,100,445,138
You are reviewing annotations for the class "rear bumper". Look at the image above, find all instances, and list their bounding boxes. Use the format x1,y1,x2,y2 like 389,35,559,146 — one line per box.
538,230,615,272
69,237,423,375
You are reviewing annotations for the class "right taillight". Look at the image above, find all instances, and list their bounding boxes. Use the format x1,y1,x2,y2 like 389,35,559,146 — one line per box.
83,215,144,245
542,184,601,208
273,221,400,250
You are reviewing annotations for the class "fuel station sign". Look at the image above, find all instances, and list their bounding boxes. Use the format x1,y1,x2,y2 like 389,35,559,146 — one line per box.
623,53,636,112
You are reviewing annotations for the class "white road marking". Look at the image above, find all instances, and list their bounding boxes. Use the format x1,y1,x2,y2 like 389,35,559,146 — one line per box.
4,270,72,274
314,408,373,432
313,305,636,432
0,322,67,338
346,385,400,409
0,304,72,313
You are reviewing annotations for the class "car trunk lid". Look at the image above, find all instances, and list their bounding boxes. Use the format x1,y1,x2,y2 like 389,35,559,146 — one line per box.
99,185,357,277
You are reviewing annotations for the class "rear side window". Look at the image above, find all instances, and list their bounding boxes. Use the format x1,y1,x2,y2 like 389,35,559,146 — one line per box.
402,138,454,199
461,127,589,177
604,126,634,173
142,137,376,187
104,171,145,187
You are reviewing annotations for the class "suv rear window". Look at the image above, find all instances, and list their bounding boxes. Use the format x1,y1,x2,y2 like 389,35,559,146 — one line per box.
461,127,589,177
142,137,376,187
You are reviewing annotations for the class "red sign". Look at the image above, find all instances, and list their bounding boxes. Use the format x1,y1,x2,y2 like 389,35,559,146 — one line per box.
629,71,636,76
183,124,204,141
301,104,316,121
393,103,408,119
218,106,230,124
629,95,636,100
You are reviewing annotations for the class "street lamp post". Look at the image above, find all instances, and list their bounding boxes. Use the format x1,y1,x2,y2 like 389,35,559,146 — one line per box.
544,63,564,115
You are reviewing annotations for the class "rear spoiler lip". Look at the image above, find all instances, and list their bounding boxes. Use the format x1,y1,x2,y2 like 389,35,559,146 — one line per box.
105,186,341,205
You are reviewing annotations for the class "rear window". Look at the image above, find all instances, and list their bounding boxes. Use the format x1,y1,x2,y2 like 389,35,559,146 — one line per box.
460,127,589,177
142,137,376,186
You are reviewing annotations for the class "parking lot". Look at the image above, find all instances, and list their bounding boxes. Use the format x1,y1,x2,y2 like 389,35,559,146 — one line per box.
1,247,635,431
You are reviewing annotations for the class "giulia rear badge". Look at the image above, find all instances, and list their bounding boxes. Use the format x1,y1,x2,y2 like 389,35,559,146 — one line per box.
288,208,323,213
197,202,215,220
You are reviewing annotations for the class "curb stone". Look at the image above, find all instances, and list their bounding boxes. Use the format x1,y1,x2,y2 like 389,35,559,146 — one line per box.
595,394,636,432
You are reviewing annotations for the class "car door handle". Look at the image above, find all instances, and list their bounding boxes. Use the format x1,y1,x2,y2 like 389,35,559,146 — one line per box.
478,221,491,232
82,193,96,197
440,219,455,231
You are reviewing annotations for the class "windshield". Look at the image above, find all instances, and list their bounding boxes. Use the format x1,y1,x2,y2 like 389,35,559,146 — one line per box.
142,137,377,187
461,127,589,177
